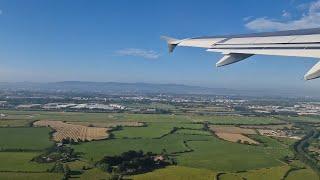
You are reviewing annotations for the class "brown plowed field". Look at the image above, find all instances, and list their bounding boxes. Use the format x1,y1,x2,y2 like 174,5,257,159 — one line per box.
210,125,259,145
33,120,110,142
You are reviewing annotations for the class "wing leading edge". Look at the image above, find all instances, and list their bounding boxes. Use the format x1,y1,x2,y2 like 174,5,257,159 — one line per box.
163,28,320,80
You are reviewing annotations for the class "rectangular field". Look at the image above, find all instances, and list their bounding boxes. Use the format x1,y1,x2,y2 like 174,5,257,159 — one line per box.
193,115,283,125
0,127,53,150
176,135,292,171
132,166,217,180
0,172,63,180
215,132,259,144
209,125,257,134
0,152,53,172
113,122,203,138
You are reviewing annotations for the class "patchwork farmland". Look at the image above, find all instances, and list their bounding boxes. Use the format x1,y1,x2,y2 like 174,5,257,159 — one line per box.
0,110,318,179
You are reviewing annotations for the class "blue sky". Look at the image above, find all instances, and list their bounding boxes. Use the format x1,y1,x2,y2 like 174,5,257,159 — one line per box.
0,0,320,92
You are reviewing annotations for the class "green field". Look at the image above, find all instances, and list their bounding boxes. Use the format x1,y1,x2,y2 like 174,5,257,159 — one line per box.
176,135,292,171
220,173,242,180
0,110,317,179
175,129,211,136
132,166,217,180
0,119,33,127
0,152,53,172
0,110,285,125
286,168,319,180
28,111,192,123
113,122,203,138
220,167,292,180
193,115,283,125
0,127,53,150
74,131,292,172
237,165,290,180
0,172,63,180
78,168,111,180
73,133,210,161
278,115,320,123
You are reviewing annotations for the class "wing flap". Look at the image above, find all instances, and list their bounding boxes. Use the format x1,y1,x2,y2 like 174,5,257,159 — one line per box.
208,49,320,58
216,53,253,67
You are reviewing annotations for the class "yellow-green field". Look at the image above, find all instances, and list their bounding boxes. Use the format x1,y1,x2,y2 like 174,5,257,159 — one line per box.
286,168,319,180
132,166,217,180
0,152,53,172
0,172,63,180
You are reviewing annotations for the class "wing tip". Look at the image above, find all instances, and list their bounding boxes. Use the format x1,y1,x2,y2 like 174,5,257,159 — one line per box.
161,36,181,53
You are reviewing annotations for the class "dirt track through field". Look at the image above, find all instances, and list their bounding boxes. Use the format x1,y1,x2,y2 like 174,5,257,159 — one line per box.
33,120,110,142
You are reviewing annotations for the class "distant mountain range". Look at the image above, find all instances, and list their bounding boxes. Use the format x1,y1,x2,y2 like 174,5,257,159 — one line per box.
0,81,317,98
0,81,235,95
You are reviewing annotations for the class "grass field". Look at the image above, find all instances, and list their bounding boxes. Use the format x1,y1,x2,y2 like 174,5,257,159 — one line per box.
237,165,290,180
73,134,211,161
113,122,203,138
220,166,291,180
0,119,33,127
74,131,292,172
0,110,287,125
65,161,111,179
175,129,211,136
176,135,292,171
0,110,315,179
286,168,319,180
0,172,63,180
278,115,320,123
0,152,53,172
193,115,284,125
132,166,217,180
220,173,242,180
78,168,110,179
0,127,53,150
29,111,193,123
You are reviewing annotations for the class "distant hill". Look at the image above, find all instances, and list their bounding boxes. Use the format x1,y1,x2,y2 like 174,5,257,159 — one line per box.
0,81,237,95
0,81,317,98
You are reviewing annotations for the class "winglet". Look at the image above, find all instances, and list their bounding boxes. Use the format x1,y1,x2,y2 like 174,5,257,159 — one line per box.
304,61,320,80
161,36,181,53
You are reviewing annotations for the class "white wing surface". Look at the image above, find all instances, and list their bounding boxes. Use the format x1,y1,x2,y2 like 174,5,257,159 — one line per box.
163,28,320,80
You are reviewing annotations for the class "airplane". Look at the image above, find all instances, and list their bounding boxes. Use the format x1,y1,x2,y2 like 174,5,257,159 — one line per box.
162,28,320,80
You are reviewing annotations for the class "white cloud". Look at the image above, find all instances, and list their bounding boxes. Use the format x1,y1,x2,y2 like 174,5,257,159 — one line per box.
282,10,291,18
115,48,160,59
245,0,320,31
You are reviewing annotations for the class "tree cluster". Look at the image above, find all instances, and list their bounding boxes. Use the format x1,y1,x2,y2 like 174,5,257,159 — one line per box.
96,150,171,175
32,144,79,163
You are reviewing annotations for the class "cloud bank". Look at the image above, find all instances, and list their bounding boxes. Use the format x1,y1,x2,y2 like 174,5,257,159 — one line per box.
116,48,160,59
245,0,320,31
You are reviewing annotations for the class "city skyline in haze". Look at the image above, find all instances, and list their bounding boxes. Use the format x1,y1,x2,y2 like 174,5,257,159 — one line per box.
1,0,320,93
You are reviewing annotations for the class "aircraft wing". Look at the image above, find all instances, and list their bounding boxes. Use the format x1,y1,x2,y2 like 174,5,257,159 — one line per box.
163,28,320,80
